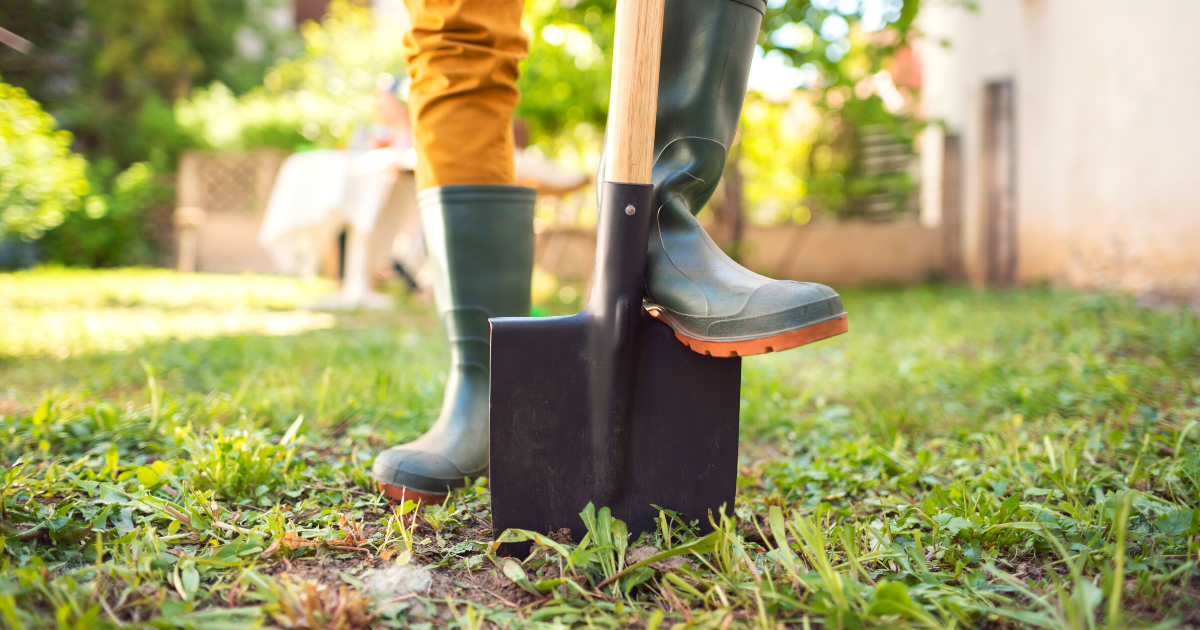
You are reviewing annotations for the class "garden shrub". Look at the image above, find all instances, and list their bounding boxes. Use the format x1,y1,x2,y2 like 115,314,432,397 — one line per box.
38,160,170,268
0,79,90,239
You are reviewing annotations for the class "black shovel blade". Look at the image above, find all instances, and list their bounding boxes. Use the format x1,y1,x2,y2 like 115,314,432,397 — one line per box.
490,182,743,555
489,302,741,555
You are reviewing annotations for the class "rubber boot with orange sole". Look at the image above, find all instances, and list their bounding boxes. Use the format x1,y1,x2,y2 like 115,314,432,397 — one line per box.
371,185,535,503
600,0,848,357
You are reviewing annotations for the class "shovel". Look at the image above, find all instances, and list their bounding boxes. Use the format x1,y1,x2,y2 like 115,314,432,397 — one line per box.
489,0,741,554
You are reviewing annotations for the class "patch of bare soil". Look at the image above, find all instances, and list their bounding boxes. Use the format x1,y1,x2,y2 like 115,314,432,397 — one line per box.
248,500,605,623
260,551,387,585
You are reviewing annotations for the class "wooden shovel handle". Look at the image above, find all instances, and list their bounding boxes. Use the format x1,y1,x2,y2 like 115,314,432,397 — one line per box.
605,0,664,186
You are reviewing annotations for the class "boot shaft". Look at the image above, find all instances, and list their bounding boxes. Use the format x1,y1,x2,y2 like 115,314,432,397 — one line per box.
655,0,765,163
599,0,765,215
418,185,536,369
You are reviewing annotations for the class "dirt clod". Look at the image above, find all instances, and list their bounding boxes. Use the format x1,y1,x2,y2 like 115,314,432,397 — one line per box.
626,546,686,572
548,527,575,545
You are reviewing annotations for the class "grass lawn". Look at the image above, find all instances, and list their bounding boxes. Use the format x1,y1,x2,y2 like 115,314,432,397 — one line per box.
1,268,1198,629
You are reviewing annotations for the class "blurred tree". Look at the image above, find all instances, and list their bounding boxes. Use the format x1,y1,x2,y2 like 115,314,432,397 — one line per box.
177,1,407,152
517,0,614,153
38,160,166,267
514,0,923,233
742,0,922,222
0,80,89,239
0,0,293,167
1,0,294,265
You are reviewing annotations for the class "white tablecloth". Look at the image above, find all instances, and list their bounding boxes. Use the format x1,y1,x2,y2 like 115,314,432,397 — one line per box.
258,148,406,276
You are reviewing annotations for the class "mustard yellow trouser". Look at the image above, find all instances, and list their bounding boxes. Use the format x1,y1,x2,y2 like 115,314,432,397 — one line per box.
402,0,527,190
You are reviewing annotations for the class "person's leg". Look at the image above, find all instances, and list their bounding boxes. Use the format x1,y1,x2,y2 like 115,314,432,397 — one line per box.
403,0,526,189
601,0,848,357
372,0,535,503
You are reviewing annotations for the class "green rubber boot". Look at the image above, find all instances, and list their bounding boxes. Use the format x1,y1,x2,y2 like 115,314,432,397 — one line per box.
601,0,847,357
372,185,535,502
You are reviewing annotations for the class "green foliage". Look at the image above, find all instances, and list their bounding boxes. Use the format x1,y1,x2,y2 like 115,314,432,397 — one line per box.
761,0,919,75
740,95,820,225
182,420,305,502
515,0,924,223
741,0,923,221
0,81,89,239
0,79,172,267
0,271,1197,626
1,0,296,265
37,161,168,267
517,0,614,160
177,1,408,152
0,0,293,167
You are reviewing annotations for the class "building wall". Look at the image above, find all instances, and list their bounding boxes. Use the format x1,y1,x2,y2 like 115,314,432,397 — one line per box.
918,0,1200,297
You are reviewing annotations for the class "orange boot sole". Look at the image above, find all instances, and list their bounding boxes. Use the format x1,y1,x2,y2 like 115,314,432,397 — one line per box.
375,480,449,506
647,310,849,358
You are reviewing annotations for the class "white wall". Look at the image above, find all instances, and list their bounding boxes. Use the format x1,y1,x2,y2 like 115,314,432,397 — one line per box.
918,0,1200,297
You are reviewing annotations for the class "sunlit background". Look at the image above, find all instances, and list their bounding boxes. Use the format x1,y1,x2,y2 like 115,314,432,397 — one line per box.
5,0,1197,304
0,0,932,293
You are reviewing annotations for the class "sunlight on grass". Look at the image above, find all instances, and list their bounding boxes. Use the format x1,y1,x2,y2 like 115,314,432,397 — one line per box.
0,268,337,357
0,268,333,310
0,307,338,357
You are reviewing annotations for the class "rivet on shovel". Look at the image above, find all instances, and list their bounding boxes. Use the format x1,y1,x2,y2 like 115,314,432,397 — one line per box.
625,204,636,216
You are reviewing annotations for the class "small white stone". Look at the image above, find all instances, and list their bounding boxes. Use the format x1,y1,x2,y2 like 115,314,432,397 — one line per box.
362,564,433,598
